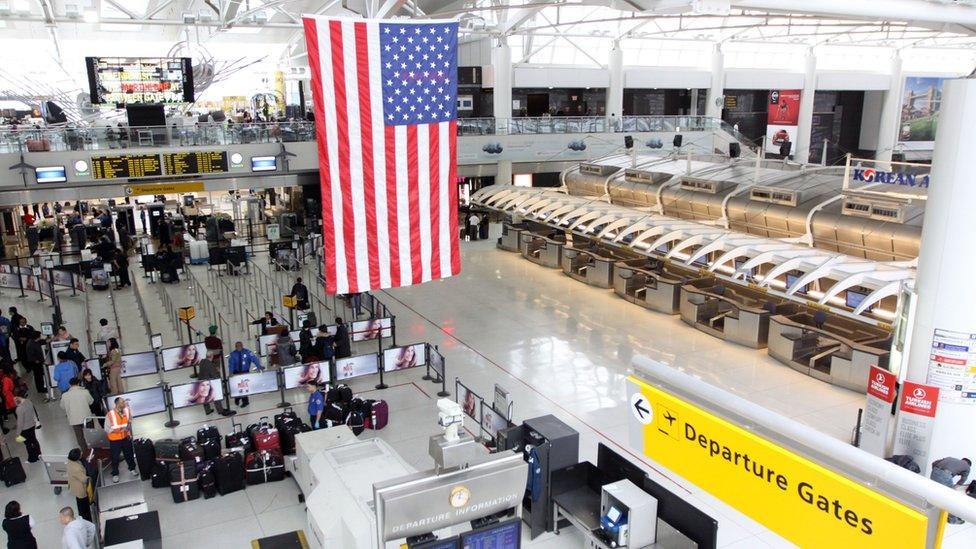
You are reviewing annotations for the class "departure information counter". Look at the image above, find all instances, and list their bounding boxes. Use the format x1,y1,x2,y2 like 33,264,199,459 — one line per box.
163,151,228,175
91,154,163,179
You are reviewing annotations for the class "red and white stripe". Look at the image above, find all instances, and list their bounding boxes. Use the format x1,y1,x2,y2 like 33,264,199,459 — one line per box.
304,16,460,295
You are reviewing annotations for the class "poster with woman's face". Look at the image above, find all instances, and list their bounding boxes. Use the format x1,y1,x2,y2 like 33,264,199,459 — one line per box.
335,354,378,380
171,380,224,409
456,383,479,420
283,361,331,389
382,343,427,372
161,343,206,371
351,318,392,342
120,351,158,378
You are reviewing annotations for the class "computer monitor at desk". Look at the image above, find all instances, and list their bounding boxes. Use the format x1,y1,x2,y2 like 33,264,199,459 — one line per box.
459,518,521,549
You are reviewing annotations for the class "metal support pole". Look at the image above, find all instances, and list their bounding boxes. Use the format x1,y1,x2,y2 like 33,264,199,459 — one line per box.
276,369,290,408
375,336,387,390
185,320,198,379
163,384,180,428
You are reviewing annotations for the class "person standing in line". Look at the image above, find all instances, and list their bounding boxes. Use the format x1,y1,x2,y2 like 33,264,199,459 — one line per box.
63,339,86,372
97,318,117,343
203,325,223,356
138,205,147,234
227,341,262,408
930,456,972,524
15,393,41,463
58,507,95,549
113,248,130,289
0,362,16,434
79,369,105,425
105,338,123,394
11,314,32,367
61,378,93,450
105,397,137,483
52,351,79,394
198,351,235,417
2,501,37,549
333,317,351,359
65,449,92,522
23,332,45,393
307,383,325,429
273,332,297,369
0,310,11,363
291,277,309,310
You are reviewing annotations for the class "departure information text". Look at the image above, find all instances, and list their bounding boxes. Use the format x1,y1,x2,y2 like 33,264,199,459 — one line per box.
91,154,163,179
163,151,229,175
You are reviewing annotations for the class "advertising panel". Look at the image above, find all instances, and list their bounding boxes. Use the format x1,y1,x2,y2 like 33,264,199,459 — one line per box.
104,386,167,418
119,351,158,378
765,89,801,154
170,380,225,409
899,76,944,143
627,376,928,549
283,362,331,389
82,358,102,380
456,382,480,421
892,381,940,469
161,342,207,371
351,317,392,342
383,343,427,372
227,370,279,397
860,366,898,457
335,354,379,380
480,404,510,440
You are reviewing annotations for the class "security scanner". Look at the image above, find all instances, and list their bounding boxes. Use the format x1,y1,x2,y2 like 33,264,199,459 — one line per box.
550,444,718,549
679,278,799,349
519,231,567,268
498,222,528,252
613,259,705,314
114,204,137,235
768,312,892,392
497,414,579,539
293,425,360,496
561,241,637,288
147,203,165,236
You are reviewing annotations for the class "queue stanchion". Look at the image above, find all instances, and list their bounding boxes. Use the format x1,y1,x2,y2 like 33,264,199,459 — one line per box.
276,369,290,408
375,352,388,390
163,383,180,428
222,376,232,412
390,315,397,347
422,343,433,381
436,346,450,397
17,258,26,298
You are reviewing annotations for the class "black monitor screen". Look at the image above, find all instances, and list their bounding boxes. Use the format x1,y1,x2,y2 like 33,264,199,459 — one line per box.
411,537,459,549
846,290,869,310
785,273,806,294
460,518,521,549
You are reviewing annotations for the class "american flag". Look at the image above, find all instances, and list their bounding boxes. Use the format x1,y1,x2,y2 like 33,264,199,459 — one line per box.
303,16,461,295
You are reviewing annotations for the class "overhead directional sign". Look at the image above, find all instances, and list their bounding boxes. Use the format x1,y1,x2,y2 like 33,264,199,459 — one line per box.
626,376,928,549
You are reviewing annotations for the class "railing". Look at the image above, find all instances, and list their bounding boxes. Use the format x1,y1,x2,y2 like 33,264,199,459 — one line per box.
184,267,234,352
6,115,734,153
131,269,154,344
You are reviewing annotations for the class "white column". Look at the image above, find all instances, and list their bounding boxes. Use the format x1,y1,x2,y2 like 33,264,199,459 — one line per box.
794,49,817,163
689,89,699,116
902,78,976,470
492,38,512,128
495,160,513,185
607,41,624,121
704,44,724,120
875,52,903,163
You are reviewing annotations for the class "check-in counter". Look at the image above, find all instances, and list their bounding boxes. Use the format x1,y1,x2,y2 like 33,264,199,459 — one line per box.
680,279,799,348
520,231,566,268
497,222,527,252
768,312,892,392
613,259,703,314
561,243,636,288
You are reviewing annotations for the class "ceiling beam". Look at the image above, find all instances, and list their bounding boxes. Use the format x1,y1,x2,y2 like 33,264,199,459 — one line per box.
105,0,139,19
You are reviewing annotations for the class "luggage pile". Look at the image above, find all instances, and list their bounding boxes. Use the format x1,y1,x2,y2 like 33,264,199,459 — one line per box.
138,421,312,503
323,384,388,436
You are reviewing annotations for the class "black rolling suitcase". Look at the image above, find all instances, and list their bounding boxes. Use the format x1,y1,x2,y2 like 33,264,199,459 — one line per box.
215,452,246,495
154,438,181,461
224,422,253,454
200,438,220,461
245,450,285,485
196,425,221,445
198,460,217,499
133,438,156,481
1,456,26,487
150,460,169,488
180,438,204,463
274,407,302,455
169,460,200,504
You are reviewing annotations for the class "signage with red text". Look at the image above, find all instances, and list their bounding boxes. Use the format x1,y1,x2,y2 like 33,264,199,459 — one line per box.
860,366,898,457
892,381,940,469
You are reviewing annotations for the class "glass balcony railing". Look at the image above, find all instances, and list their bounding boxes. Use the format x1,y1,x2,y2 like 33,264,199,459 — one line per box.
0,115,729,154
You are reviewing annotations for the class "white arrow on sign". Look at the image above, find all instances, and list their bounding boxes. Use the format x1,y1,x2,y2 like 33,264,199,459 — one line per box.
630,391,652,425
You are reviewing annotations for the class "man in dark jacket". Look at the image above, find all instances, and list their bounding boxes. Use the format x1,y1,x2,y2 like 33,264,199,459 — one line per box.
64,338,87,370
298,321,315,361
313,326,334,361
198,352,235,417
291,277,309,310
333,317,351,359
24,330,47,392
250,311,278,335
12,314,33,366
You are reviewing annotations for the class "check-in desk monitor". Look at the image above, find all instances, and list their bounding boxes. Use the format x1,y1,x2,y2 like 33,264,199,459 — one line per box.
459,518,521,549
410,536,459,549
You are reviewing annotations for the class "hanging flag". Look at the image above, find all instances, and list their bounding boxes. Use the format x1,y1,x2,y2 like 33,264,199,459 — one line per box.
303,16,461,295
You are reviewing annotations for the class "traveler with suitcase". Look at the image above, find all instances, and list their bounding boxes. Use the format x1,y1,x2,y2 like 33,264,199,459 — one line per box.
66,449,92,522
105,397,138,483
307,384,325,429
2,501,37,549
14,394,41,463
228,342,263,408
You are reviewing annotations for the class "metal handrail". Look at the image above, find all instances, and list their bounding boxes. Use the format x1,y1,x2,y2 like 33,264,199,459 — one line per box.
131,270,153,343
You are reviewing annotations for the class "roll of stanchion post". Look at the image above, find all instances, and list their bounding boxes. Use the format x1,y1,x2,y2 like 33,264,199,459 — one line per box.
422,343,433,381
375,351,388,390
276,369,290,408
163,383,180,428
436,346,450,397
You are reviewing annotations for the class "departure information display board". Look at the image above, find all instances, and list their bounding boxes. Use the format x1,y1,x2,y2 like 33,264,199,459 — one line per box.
91,154,163,179
163,151,229,175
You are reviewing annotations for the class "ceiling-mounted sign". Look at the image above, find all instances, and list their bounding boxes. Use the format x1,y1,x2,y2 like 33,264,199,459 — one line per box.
627,376,928,548
91,153,162,179
162,151,229,175
124,181,205,196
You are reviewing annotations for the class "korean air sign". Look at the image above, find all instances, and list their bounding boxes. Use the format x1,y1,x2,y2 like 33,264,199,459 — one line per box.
851,168,930,188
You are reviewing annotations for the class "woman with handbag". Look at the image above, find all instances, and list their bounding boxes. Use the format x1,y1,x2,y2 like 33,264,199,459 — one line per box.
14,393,40,463
66,449,92,522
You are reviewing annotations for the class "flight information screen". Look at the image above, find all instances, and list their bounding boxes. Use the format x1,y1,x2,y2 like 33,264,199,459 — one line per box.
91,154,163,179
163,151,229,175
86,57,194,105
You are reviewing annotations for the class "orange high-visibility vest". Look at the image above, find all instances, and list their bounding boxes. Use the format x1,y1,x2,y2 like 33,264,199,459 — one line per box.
107,409,130,441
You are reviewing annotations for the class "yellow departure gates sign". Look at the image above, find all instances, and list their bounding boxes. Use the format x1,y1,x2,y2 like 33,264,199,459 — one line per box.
626,376,928,549
124,181,206,196
177,306,195,322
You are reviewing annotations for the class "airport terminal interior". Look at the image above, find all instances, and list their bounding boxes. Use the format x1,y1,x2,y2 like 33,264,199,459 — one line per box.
2,1,976,548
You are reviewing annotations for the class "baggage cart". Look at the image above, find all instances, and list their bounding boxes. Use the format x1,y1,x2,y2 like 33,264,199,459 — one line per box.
40,454,68,495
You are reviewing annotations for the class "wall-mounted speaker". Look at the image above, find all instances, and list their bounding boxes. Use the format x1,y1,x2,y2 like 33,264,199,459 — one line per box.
624,135,633,149
673,134,683,148
729,142,740,158
779,141,792,157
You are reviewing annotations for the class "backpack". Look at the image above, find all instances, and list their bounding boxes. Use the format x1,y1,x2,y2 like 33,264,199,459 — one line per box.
885,455,921,474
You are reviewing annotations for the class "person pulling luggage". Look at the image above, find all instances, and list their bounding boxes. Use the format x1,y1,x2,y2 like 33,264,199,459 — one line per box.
105,397,138,483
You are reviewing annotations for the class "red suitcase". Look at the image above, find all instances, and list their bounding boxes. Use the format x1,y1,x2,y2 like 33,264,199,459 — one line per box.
365,399,388,430
252,426,280,452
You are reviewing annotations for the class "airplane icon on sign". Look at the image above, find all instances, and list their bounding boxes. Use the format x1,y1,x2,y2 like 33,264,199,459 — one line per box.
663,411,677,426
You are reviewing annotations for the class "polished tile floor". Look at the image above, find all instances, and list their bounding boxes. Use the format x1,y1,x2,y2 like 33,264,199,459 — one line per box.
0,234,972,548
